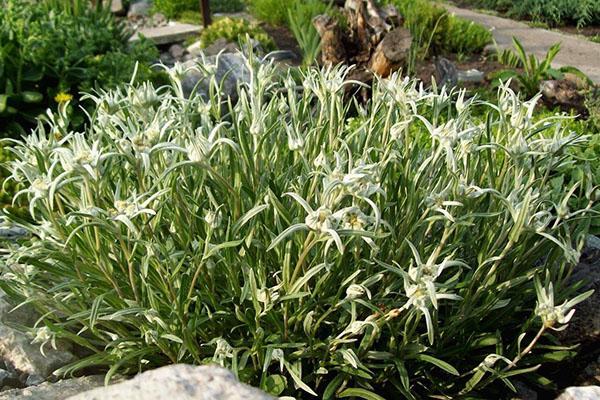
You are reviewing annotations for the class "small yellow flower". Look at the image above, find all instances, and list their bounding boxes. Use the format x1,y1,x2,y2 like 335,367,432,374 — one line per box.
54,92,73,104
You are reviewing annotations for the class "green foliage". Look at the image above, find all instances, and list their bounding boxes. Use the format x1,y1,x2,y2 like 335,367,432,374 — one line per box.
466,0,600,27
0,0,158,137
386,0,492,72
441,16,493,55
1,61,597,398
199,17,275,51
0,144,26,218
154,0,245,19
287,0,330,67
247,0,293,26
492,38,589,98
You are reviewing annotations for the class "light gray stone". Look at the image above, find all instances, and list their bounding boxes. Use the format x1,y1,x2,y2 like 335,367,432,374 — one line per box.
181,53,251,102
263,50,298,63
186,40,204,57
587,235,600,254
0,376,104,400
66,365,274,400
0,226,28,241
555,386,600,400
457,69,485,83
110,0,124,15
202,38,240,57
130,23,202,45
558,241,600,346
127,0,151,19
0,294,76,384
169,44,186,60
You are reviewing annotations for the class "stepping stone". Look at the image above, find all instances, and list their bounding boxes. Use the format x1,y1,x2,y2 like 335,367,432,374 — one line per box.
130,23,202,45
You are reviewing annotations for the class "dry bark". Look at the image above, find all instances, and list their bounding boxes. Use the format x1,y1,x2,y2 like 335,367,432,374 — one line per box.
313,0,412,81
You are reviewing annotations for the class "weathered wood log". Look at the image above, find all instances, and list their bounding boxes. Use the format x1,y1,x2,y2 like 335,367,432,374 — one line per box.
368,27,412,77
314,0,412,80
313,15,346,66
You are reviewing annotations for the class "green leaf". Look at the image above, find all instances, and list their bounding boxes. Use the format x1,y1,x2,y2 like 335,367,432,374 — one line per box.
414,354,459,376
0,94,7,113
263,374,287,396
21,91,43,103
339,388,386,400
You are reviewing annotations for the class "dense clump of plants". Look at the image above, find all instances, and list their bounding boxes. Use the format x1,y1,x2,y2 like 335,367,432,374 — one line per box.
0,0,158,137
199,17,276,51
1,59,596,398
153,0,245,19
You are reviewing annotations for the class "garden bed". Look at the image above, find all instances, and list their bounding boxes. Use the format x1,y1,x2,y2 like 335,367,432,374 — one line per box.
0,0,599,399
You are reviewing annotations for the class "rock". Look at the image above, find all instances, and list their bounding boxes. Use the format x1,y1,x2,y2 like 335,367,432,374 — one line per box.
0,376,104,400
130,23,203,46
181,53,251,102
152,13,167,27
202,38,240,57
0,220,28,241
159,52,176,67
555,386,600,400
511,380,538,400
458,69,485,83
110,0,125,15
579,355,600,386
558,239,600,346
435,57,458,87
186,40,204,57
127,0,151,19
66,365,274,400
0,293,77,385
540,79,586,114
263,50,298,63
169,44,186,60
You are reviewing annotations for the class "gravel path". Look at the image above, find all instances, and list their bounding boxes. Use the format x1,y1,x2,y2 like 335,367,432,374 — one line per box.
443,4,600,83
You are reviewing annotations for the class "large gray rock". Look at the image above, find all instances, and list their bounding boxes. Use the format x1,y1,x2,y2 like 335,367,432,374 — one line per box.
0,294,76,385
67,365,274,400
558,236,600,345
555,386,600,400
181,53,251,102
0,376,104,400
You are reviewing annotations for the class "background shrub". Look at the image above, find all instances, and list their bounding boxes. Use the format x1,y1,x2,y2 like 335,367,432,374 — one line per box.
199,17,276,51
247,0,293,26
0,0,158,137
153,0,245,19
1,61,596,398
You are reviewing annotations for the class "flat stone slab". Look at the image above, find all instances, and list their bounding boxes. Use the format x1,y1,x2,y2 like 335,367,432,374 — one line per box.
130,23,202,45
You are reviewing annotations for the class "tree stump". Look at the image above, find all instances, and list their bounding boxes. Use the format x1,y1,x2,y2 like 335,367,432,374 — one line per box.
313,0,412,83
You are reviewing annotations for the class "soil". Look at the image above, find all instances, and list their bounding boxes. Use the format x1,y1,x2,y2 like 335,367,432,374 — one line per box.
260,23,302,66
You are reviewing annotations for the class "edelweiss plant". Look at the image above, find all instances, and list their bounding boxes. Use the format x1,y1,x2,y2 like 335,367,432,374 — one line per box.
0,58,596,398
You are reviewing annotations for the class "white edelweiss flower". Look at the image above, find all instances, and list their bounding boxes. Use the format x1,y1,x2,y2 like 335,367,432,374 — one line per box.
534,277,593,331
204,208,222,229
345,283,367,299
305,206,336,232
287,135,304,152
114,200,138,218
313,149,327,169
31,177,50,198
340,207,368,230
